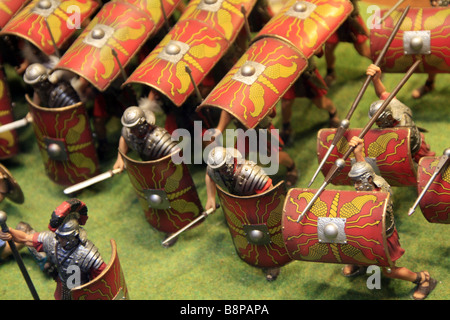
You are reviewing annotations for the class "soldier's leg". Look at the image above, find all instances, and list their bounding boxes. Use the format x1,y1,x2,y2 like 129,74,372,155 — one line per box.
412,73,436,99
279,150,298,188
324,42,338,86
382,266,437,300
353,40,371,60
311,95,340,128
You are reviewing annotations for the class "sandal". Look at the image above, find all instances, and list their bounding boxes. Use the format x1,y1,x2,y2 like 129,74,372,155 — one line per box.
264,267,280,282
328,110,340,128
325,70,336,87
341,265,367,277
280,123,293,144
412,271,438,300
412,82,434,99
285,166,298,188
162,233,178,248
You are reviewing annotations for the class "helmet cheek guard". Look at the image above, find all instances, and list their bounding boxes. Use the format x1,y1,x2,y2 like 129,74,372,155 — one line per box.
49,198,88,232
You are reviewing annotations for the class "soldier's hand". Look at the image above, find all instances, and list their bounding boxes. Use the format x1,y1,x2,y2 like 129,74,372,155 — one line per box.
0,229,12,242
113,156,125,172
366,64,381,80
349,136,364,161
205,198,217,213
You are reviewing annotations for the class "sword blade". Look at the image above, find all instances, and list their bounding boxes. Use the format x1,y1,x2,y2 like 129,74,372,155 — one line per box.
0,117,31,134
63,169,122,195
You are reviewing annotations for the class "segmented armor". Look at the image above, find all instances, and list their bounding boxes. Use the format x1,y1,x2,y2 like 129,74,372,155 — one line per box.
369,99,421,156
122,126,179,161
207,159,270,196
24,63,80,109
37,230,104,300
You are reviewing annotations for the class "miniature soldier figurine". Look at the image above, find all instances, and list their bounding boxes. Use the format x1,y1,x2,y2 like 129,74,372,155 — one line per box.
324,0,371,86
366,64,435,163
214,110,299,188
205,146,285,281
205,146,273,211
343,136,437,300
23,63,80,109
113,106,180,172
0,199,106,300
411,0,449,98
280,54,340,143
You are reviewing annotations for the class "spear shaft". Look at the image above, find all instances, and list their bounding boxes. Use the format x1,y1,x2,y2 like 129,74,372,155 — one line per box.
307,5,411,187
298,59,421,223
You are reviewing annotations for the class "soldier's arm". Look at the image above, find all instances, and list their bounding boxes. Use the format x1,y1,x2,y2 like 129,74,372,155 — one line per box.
113,136,129,171
0,228,35,247
205,172,217,212
366,64,388,99
349,136,365,162
216,110,233,133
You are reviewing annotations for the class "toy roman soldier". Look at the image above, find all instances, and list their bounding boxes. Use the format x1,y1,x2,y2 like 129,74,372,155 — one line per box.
205,146,292,281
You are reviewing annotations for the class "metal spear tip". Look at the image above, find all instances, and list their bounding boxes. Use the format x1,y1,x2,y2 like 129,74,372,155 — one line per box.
335,158,346,169
443,148,450,157
0,210,7,225
339,119,350,129
408,208,415,216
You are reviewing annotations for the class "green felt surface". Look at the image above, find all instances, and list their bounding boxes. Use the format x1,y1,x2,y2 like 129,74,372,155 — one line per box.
0,2,449,301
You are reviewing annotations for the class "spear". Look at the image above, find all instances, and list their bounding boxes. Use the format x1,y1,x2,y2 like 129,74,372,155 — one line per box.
297,59,421,223
307,5,411,187
408,148,450,216
0,211,40,300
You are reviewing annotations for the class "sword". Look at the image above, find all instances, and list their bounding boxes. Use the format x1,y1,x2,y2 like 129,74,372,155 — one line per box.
111,48,128,82
0,211,40,300
161,204,220,246
0,114,33,134
44,18,60,58
298,59,421,223
185,65,203,103
63,168,123,195
240,5,252,43
307,5,411,188
408,148,450,216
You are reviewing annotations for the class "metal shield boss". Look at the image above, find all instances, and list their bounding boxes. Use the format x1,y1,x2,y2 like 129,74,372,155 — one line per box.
199,37,308,129
370,7,450,73
125,0,257,107
71,239,130,300
283,188,396,267
26,94,100,186
0,64,19,160
417,156,450,224
253,0,353,59
0,0,100,56
178,0,257,43
0,0,29,29
216,182,292,269
120,150,205,234
125,19,230,107
55,1,156,91
316,128,417,187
